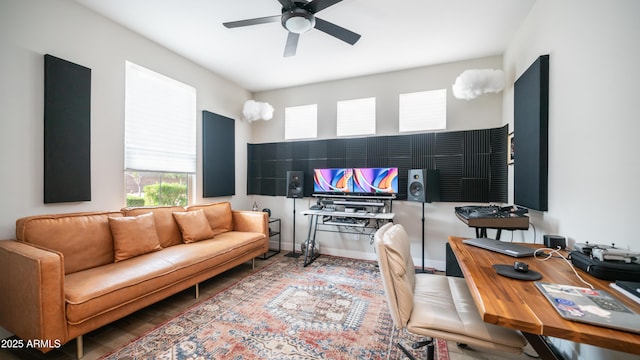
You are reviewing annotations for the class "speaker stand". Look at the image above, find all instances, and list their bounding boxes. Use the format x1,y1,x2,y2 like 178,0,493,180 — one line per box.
285,198,302,258
415,202,433,274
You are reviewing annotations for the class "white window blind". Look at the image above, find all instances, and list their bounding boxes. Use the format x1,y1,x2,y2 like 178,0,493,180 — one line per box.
336,97,376,136
399,89,447,132
285,104,317,140
125,61,196,173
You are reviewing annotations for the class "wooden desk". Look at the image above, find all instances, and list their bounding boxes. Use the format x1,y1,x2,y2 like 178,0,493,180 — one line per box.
448,236,640,357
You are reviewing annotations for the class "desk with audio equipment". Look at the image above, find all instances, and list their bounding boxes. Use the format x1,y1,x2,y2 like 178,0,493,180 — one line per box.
300,194,395,266
455,205,529,239
448,236,640,359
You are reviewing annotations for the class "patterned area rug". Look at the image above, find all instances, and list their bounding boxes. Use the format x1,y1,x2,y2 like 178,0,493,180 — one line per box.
100,256,449,359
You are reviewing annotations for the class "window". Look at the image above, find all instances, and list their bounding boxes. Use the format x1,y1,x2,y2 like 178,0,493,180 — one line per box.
336,97,376,136
399,89,447,132
285,104,317,140
124,61,196,206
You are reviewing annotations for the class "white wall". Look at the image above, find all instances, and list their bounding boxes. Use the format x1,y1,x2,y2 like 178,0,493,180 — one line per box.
504,0,640,253
0,0,253,240
252,55,505,269
503,1,639,359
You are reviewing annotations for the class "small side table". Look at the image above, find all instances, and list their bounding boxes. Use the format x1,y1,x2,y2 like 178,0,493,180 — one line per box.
260,218,281,260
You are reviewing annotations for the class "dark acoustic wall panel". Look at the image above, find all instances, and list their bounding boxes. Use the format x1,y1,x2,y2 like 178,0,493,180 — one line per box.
308,140,328,159
247,126,509,202
292,142,309,160
387,136,411,158
44,54,91,203
203,111,235,197
435,155,464,202
345,138,367,168
327,138,347,159
514,55,549,211
490,126,509,201
367,137,387,158
276,142,292,160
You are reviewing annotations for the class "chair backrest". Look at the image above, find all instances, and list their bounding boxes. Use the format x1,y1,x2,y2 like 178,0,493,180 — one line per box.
374,223,416,329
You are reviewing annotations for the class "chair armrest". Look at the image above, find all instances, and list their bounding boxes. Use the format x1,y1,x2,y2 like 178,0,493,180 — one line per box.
0,240,67,350
231,211,268,238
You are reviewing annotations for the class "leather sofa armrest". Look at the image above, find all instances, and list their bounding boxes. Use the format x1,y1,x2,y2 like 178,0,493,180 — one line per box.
231,211,268,239
0,240,68,351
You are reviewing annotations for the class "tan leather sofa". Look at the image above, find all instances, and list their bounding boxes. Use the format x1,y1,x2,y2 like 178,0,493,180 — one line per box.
0,201,268,358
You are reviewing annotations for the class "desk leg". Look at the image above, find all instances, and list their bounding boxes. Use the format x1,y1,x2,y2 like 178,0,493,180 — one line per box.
303,214,320,267
522,333,564,360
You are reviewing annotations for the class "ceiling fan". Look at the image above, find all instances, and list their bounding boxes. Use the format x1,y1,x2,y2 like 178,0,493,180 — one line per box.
223,0,361,57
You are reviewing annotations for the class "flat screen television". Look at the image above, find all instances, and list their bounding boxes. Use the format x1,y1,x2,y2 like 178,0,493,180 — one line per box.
313,168,353,193
353,167,399,194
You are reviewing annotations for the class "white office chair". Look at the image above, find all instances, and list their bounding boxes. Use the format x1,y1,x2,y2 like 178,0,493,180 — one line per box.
373,223,527,360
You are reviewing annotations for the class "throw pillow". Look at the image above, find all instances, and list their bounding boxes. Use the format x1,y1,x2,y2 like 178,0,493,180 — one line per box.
173,209,215,243
109,212,162,262
187,202,233,236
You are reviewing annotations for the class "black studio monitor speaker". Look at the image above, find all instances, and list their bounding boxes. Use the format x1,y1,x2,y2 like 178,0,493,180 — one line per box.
407,169,440,203
286,171,304,198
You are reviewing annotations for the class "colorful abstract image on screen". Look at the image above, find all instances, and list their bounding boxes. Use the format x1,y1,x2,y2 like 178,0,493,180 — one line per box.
353,167,399,193
313,168,353,193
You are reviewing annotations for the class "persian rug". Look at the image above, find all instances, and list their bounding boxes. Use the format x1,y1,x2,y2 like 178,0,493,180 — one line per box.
100,255,449,359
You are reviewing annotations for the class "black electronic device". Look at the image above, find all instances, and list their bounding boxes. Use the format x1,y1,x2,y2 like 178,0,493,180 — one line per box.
573,242,639,262
286,171,304,198
543,235,566,249
455,205,529,220
493,264,542,281
611,281,640,302
407,169,440,203
454,205,530,240
570,250,640,282
328,217,356,224
500,205,529,216
464,237,536,258
514,261,529,273
285,171,304,258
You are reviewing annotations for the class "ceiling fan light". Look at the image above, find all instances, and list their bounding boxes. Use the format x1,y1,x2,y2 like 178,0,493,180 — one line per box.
282,9,315,34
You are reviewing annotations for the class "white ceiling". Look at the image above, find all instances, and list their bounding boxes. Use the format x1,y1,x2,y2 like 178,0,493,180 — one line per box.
74,0,536,92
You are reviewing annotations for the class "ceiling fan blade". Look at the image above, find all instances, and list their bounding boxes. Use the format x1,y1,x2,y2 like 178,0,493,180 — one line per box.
277,0,297,10
223,15,280,28
314,17,361,45
284,32,300,57
304,0,342,14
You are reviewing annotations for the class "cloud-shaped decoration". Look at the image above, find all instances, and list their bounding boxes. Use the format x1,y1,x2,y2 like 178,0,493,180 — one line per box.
452,69,505,100
243,100,274,122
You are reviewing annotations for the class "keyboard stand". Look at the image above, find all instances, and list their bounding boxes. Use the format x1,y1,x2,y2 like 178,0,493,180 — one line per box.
300,194,396,267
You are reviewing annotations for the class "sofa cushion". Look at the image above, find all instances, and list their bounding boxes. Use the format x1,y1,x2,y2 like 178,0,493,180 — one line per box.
109,212,162,262
186,202,233,236
15,212,121,274
122,206,185,248
172,209,215,243
64,230,266,325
